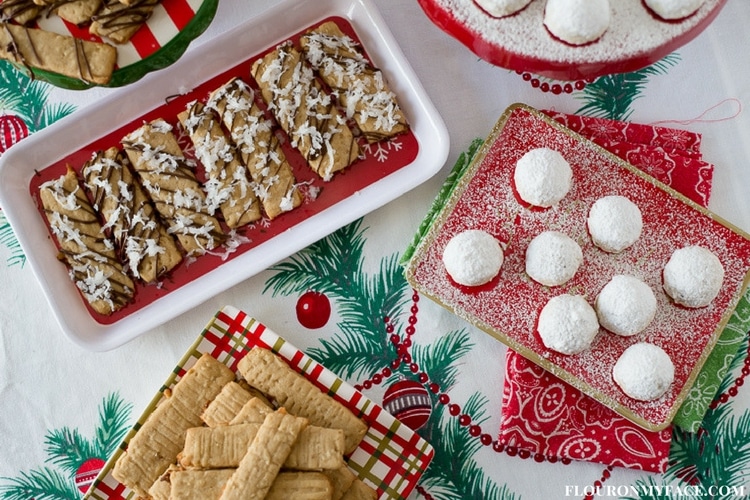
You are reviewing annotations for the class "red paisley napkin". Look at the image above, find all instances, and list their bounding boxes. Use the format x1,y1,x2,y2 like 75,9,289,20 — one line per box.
497,111,714,473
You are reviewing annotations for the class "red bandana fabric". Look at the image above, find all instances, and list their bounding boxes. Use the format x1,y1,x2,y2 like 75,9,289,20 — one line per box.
498,111,714,473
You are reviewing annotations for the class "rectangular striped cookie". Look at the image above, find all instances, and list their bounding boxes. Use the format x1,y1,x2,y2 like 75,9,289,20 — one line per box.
219,410,308,500
237,347,368,454
82,147,182,283
170,469,235,500
201,381,255,427
207,77,302,220
301,21,409,143
177,100,262,229
251,42,359,181
39,165,135,315
180,423,345,470
111,354,235,497
266,472,334,500
122,119,226,256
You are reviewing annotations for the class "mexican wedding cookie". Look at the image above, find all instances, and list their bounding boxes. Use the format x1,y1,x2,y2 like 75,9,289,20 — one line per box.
474,0,533,18
443,230,504,286
587,195,643,253
544,0,611,46
613,343,674,401
525,231,582,286
663,245,724,308
514,147,572,207
537,294,600,355
644,0,706,20
596,275,657,336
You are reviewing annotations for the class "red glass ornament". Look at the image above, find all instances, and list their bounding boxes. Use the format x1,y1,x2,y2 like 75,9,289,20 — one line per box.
0,114,29,154
382,379,432,431
75,457,105,493
295,290,331,329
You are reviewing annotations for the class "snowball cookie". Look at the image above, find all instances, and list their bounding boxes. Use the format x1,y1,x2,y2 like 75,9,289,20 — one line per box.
645,0,705,20
474,0,533,17
663,245,724,308
513,147,572,208
537,294,600,355
595,275,657,336
587,195,643,253
525,231,583,286
442,229,504,287
544,0,611,46
613,343,674,401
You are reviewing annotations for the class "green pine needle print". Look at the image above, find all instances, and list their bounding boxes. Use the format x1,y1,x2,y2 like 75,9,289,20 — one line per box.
0,393,132,500
0,212,25,267
576,53,680,121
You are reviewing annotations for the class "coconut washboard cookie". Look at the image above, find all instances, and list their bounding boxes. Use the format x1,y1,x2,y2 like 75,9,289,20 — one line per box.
39,166,135,315
252,42,359,181
178,100,262,229
207,78,302,220
122,119,226,255
300,21,409,143
0,22,116,84
82,147,182,283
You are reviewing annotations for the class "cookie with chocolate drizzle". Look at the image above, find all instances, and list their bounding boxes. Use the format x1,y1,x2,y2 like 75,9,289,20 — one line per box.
300,21,409,144
122,119,226,256
90,0,161,44
207,77,303,220
0,0,41,25
177,100,263,229
252,42,359,182
82,147,183,283
39,165,135,315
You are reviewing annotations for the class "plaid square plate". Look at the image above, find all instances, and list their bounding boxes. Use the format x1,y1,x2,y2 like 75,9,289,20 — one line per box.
84,305,434,499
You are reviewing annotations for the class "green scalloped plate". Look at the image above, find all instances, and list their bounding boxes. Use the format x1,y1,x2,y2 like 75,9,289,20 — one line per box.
15,0,218,90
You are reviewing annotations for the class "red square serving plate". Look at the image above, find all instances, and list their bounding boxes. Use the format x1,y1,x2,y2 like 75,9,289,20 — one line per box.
84,305,434,500
404,103,750,431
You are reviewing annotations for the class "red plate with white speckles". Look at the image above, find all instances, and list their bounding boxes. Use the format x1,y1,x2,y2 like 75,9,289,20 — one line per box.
404,103,750,431
417,0,727,81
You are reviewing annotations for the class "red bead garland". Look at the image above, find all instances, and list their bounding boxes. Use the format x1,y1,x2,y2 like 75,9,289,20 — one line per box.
515,70,593,94
354,289,570,499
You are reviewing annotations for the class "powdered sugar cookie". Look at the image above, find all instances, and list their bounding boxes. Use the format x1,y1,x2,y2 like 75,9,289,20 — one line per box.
513,147,572,207
474,0,534,18
663,245,724,308
525,231,582,286
596,275,657,336
644,0,706,20
587,195,642,253
613,343,674,401
443,229,504,286
537,294,599,355
544,0,611,46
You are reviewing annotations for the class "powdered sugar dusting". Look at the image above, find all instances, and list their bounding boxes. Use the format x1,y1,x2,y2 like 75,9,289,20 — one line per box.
423,0,723,67
405,105,750,429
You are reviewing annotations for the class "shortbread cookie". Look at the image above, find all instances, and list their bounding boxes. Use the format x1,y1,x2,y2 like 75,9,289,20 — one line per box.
180,423,345,470
0,22,117,84
39,165,135,315
229,396,273,425
147,464,181,500
207,77,302,219
122,119,226,255
170,469,235,500
112,353,235,497
82,147,182,283
33,0,102,26
341,478,378,500
237,347,368,454
0,0,41,25
178,100,262,229
252,42,359,181
322,466,357,500
219,410,308,500
301,21,409,143
266,472,334,500
201,381,255,427
90,0,161,44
